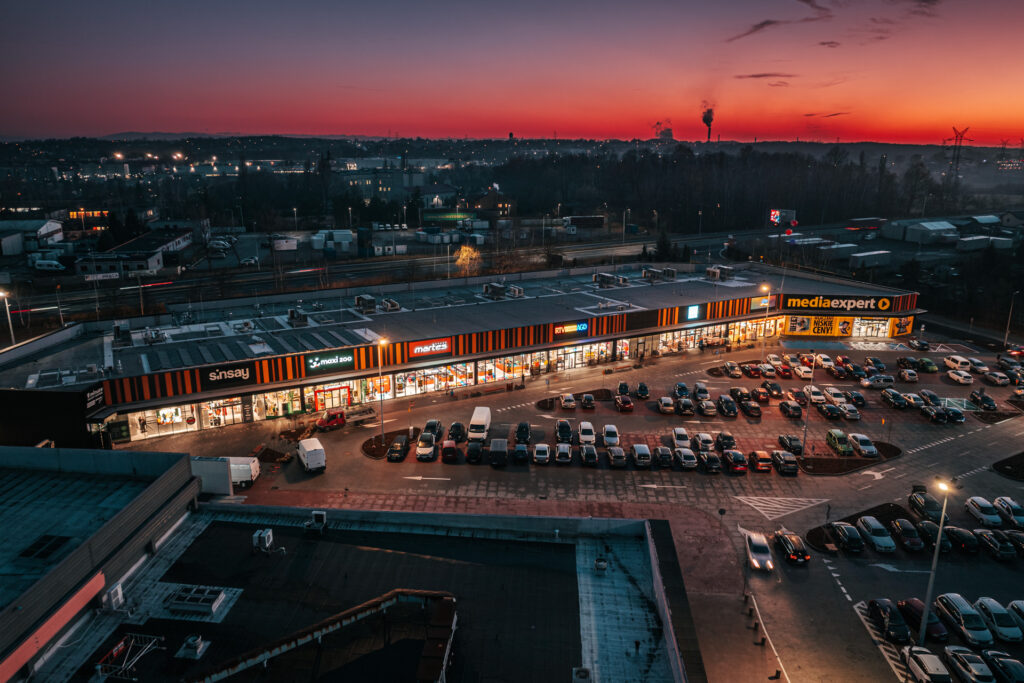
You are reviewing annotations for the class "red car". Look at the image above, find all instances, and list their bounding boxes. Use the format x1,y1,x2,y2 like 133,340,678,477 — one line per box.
776,364,793,379
316,408,346,430
614,395,634,412
741,364,761,378
787,389,808,406
799,354,816,368
752,387,770,403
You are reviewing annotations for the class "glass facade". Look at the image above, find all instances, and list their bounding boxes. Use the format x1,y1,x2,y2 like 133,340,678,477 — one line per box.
729,316,784,344
852,317,889,338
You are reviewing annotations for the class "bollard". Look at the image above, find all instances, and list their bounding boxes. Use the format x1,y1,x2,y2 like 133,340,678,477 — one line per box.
748,607,754,617
752,621,759,632
744,593,750,603
770,669,781,679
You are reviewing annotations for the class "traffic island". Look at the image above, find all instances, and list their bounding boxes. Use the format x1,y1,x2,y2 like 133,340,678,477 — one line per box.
992,451,1024,481
805,502,912,553
973,409,1022,425
362,427,420,460
798,442,901,476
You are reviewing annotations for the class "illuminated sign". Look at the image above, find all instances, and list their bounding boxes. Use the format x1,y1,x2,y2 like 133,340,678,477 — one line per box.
203,361,257,388
553,321,590,339
409,337,451,358
305,351,355,375
783,295,892,312
686,305,701,321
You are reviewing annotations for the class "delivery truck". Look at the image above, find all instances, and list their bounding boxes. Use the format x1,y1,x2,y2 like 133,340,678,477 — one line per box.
227,456,260,488
297,438,327,473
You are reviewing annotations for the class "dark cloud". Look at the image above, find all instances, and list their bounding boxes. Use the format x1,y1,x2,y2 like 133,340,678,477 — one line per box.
768,81,790,87
735,73,799,79
822,112,850,118
725,0,833,42
804,113,818,117
726,19,783,42
885,0,943,17
819,40,841,48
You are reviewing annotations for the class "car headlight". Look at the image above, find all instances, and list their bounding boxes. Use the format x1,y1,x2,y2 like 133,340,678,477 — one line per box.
751,559,759,569
766,561,774,570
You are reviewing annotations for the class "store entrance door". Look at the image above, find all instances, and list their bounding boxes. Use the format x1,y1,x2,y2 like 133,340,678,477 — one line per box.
314,386,351,411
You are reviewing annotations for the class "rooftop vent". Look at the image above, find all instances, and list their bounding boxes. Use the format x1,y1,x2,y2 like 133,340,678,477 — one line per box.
508,285,524,298
483,282,505,300
642,267,662,280
354,294,376,314
167,585,226,616
286,309,308,328
592,273,616,288
380,298,400,312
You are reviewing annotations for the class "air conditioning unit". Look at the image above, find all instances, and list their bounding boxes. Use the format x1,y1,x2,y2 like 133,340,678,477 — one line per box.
508,285,524,298
354,294,376,314
593,273,615,288
642,267,662,280
483,283,505,299
103,583,125,610
615,276,629,286
380,298,400,312
252,528,274,552
662,267,677,279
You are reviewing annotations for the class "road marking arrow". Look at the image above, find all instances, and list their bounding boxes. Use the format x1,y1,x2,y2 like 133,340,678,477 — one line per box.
403,476,451,481
859,467,894,481
637,484,687,489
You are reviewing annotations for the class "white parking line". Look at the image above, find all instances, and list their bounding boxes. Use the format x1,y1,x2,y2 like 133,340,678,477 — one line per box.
852,601,908,681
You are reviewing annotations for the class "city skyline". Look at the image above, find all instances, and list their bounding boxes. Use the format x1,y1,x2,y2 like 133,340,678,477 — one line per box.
1,0,1023,144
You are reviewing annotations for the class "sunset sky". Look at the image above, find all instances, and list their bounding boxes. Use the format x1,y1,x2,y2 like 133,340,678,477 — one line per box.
2,0,1022,144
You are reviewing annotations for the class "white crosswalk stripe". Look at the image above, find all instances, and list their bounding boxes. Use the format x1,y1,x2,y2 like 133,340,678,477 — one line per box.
733,496,830,520
852,601,908,681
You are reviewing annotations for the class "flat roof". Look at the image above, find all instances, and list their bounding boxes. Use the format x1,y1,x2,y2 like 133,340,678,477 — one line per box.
1,263,915,388
0,468,150,610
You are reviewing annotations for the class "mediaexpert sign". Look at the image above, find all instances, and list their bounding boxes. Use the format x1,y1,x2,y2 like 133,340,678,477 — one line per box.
553,320,590,340
305,350,356,375
783,294,892,312
203,361,257,389
409,337,451,359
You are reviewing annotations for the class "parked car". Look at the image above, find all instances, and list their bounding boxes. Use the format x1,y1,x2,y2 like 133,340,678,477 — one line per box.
751,387,770,403
715,431,736,450
974,598,1024,642
555,442,573,465
635,383,650,399
693,382,710,400
740,400,762,417
850,433,878,457
882,388,909,408
514,421,532,444
899,368,919,383
655,446,674,468
839,403,861,420
901,646,950,682
555,419,573,443
674,448,699,470
577,421,596,445
691,432,714,452
918,358,939,373
658,397,675,414
898,598,949,643
607,446,627,468
511,443,529,464
447,422,467,442
761,380,783,398
857,515,896,552
779,400,802,418
533,443,551,465
945,527,980,553
723,362,742,378
804,385,826,404
560,393,577,409
943,645,995,682
615,395,635,412
777,434,803,455
441,440,460,463
415,432,437,460
698,450,722,473
580,393,596,409
909,490,949,524
918,521,952,553
981,650,1024,683
787,389,808,405
817,402,842,420
386,435,409,462
741,364,761,378
985,371,1011,386
676,398,695,415
697,400,717,416
603,424,619,446
975,529,1017,561
631,444,652,468
617,381,629,395
465,440,483,464
970,389,998,411
994,497,1024,528
890,518,925,551
826,428,853,455
897,356,920,369
829,521,864,552
948,369,974,385
716,395,738,417
843,390,866,407
745,532,774,571
748,450,772,472
722,449,747,474
921,406,948,424
908,337,930,350
674,382,691,398
934,594,993,647
772,450,799,475
581,444,598,466
869,598,911,643
966,496,1003,527
968,358,989,373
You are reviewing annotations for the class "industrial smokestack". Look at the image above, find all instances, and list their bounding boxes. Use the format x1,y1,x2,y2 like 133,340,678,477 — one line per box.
701,106,714,143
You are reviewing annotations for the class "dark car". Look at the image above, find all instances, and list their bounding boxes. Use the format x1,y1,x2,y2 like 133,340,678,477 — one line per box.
779,401,802,418
740,400,762,417
845,363,867,380
730,386,752,403
693,382,710,400
635,383,650,399
466,440,483,464
423,419,444,439
724,362,742,378
917,521,952,553
772,450,799,475
512,443,530,463
816,402,842,419
881,388,909,408
697,400,717,416
386,435,409,462
1005,530,1024,557
970,389,998,411
722,449,747,474
975,529,1017,560
581,444,599,466
698,450,722,473
897,598,949,642
921,405,948,424
830,521,864,552
614,395,634,412
555,419,573,443
919,389,942,407
788,389,808,406
741,364,762,378
617,381,629,395
897,356,920,369
715,431,736,450
908,337,930,351
865,357,887,372
674,382,690,398
675,398,696,416
580,394,596,409
447,422,466,442
909,490,949,524
890,518,925,551
513,421,532,444
761,380,784,398
868,599,911,643
751,387,771,403
441,440,460,463
982,650,1024,683
775,531,811,564
716,395,738,417
917,358,938,373
828,365,848,380
944,526,979,553
842,390,866,407
944,406,966,423
655,446,674,468
778,434,803,455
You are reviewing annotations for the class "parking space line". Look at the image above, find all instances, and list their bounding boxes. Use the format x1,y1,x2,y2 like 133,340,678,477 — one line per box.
852,601,908,681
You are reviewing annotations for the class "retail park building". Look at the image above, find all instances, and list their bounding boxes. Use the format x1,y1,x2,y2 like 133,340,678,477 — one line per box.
0,263,919,445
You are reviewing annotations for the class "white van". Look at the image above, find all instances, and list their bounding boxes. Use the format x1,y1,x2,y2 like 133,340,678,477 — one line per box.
297,438,327,473
467,406,491,442
34,260,66,272
227,456,260,488
943,355,971,372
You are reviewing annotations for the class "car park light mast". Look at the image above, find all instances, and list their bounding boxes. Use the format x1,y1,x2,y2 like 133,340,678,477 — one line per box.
0,291,13,346
377,338,387,447
1005,290,1020,347
759,283,771,364
918,481,950,646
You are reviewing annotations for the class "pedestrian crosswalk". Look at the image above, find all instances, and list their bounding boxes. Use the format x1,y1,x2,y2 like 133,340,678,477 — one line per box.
852,600,908,681
496,402,538,413
733,496,829,520
904,435,958,454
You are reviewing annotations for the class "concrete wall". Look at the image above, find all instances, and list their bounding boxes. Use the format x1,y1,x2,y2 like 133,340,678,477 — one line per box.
0,446,185,479
0,322,84,370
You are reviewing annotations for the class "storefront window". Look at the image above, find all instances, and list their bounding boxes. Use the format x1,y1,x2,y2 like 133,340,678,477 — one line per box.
853,317,889,338
729,317,783,344
259,388,304,418
127,403,199,440
201,398,243,429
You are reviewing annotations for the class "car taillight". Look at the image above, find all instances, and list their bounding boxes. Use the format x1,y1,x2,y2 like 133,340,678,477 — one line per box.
789,553,796,559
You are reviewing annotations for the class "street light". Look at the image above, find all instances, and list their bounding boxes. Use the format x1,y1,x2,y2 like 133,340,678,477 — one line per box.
759,284,772,363
377,338,388,447
0,291,13,346
1004,290,1020,347
292,207,298,231
918,481,950,646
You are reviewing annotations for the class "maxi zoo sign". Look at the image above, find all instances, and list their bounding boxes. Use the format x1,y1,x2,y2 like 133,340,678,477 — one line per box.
783,295,893,312
305,351,355,374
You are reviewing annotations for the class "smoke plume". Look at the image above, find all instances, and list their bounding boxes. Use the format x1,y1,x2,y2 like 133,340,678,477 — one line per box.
701,102,714,143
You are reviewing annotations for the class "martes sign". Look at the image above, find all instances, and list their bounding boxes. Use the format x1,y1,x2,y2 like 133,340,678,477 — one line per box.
783,295,892,312
409,337,452,359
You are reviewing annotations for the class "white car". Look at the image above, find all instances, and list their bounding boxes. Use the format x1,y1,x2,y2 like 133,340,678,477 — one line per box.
533,443,550,464
968,358,989,373
901,646,950,683
899,368,919,382
793,365,813,380
603,425,619,447
672,427,690,449
767,353,783,368
803,385,826,404
758,363,776,378
994,496,1024,528
965,496,1002,527
849,433,878,457
577,421,596,445
631,444,652,468
856,515,896,552
674,448,698,469
985,371,1010,386
560,394,576,409
658,397,675,414
839,403,861,420
745,532,774,571
947,369,974,385
824,386,846,405
555,443,573,464
974,598,1024,642
415,432,436,458
816,354,835,369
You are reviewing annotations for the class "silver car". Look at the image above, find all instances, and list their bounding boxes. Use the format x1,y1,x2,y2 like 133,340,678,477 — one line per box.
965,496,1002,527
849,433,878,458
745,532,774,572
856,515,896,552
994,496,1024,528
974,598,1023,642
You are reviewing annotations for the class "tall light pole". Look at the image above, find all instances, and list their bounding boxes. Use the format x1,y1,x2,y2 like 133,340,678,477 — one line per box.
0,291,13,346
698,209,703,236
1004,290,1020,347
918,481,950,646
801,350,815,452
377,338,388,447
759,283,772,363
292,207,298,231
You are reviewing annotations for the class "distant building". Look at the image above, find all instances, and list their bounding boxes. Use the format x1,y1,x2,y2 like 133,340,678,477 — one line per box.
1001,210,1024,228
0,230,24,256
111,228,193,254
0,219,63,250
469,187,515,217
75,251,164,277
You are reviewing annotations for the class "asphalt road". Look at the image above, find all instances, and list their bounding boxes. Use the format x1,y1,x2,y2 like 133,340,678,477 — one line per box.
124,340,1024,681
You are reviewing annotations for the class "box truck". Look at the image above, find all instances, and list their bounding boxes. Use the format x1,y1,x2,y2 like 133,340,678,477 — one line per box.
227,456,260,488
297,438,327,473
